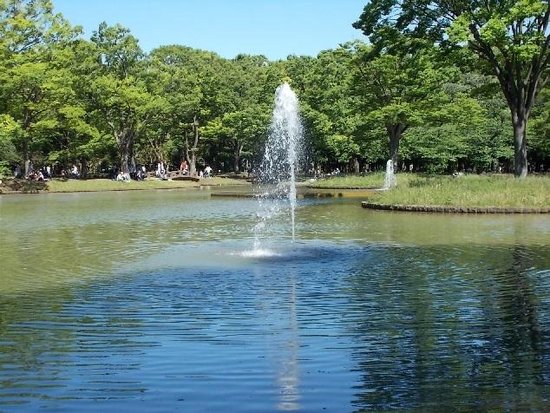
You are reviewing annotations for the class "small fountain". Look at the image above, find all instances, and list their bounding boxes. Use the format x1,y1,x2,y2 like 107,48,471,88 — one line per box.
253,83,303,252
382,159,396,190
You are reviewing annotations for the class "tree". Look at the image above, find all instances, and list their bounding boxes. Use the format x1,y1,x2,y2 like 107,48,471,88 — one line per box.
0,114,21,175
45,39,104,175
284,48,362,172
202,106,270,173
307,47,363,172
147,45,234,175
0,0,79,171
351,41,451,170
89,23,162,174
215,54,274,173
529,83,550,170
354,0,550,177
464,73,514,172
326,134,361,170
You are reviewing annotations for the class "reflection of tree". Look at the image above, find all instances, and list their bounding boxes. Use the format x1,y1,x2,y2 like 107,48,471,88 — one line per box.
346,243,550,412
0,292,77,401
462,243,548,410
0,283,150,406
497,245,542,379
347,246,425,411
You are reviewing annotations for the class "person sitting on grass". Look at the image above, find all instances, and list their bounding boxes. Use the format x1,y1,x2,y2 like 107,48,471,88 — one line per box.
116,171,131,182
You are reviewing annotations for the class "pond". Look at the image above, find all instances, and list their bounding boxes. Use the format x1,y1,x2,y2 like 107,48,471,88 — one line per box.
1,188,549,412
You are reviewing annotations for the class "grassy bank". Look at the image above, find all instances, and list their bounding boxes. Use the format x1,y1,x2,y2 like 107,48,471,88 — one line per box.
41,177,249,193
313,174,550,209
307,172,389,188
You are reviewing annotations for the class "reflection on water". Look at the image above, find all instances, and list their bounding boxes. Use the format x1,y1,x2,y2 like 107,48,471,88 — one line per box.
0,190,550,412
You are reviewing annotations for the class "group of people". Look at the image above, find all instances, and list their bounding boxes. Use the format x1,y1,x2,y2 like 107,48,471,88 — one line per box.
178,160,212,177
21,164,80,180
15,160,214,182
26,169,48,181
154,160,213,179
151,159,213,179
115,171,131,182
15,164,53,181
112,165,146,181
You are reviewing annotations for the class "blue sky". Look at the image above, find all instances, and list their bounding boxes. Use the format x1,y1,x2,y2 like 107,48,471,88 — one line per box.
53,0,367,60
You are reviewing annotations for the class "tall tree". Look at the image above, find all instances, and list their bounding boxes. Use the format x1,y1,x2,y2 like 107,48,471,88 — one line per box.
354,0,550,177
351,41,451,170
307,47,362,172
284,49,362,172
215,54,274,173
529,83,550,170
0,0,79,171
89,23,161,174
147,45,234,175
202,105,270,173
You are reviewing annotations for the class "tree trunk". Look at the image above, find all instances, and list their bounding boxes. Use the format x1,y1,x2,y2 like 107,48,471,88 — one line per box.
233,139,243,173
80,159,89,178
189,150,197,176
501,80,531,178
116,128,134,174
512,111,528,178
386,123,405,171
492,79,535,178
185,116,200,176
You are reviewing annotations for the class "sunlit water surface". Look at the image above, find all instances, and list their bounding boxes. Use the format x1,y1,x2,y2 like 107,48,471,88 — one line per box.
1,189,550,412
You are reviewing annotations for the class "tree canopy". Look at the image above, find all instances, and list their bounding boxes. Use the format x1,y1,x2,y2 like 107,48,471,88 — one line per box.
0,0,548,178
354,0,550,177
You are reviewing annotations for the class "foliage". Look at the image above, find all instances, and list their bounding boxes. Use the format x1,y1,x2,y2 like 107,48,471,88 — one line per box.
0,114,20,175
529,86,550,169
353,0,550,177
0,0,548,180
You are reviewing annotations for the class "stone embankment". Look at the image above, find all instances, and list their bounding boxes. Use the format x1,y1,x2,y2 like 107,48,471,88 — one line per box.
0,178,47,194
361,202,550,214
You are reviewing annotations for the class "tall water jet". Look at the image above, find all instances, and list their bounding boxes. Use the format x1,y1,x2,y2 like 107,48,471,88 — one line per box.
382,159,396,190
253,83,303,250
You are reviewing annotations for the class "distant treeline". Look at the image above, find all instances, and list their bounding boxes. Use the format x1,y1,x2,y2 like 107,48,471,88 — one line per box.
1,0,549,179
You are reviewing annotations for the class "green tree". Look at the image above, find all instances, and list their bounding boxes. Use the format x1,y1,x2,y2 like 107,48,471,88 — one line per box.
0,0,79,172
202,106,270,173
352,41,451,170
309,47,362,172
0,114,21,175
284,48,361,172
529,84,550,170
354,0,550,177
147,45,233,175
464,74,514,172
216,54,274,173
89,22,163,174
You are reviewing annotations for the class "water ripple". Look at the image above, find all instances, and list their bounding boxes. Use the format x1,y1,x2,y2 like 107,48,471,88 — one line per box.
1,193,550,412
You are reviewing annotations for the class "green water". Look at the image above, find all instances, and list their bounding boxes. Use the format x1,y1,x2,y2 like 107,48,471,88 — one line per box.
0,189,549,412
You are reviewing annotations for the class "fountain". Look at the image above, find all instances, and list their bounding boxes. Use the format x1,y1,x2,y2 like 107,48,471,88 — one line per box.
253,83,303,251
382,159,396,190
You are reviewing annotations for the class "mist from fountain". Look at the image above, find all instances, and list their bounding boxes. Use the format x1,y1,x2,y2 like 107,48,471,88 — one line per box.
253,83,303,253
382,159,397,190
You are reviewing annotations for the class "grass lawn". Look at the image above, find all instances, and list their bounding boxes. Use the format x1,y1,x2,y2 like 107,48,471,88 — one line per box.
311,173,550,209
45,177,249,193
307,172,390,188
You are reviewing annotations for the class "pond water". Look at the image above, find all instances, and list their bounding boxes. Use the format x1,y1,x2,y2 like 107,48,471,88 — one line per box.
1,188,550,412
